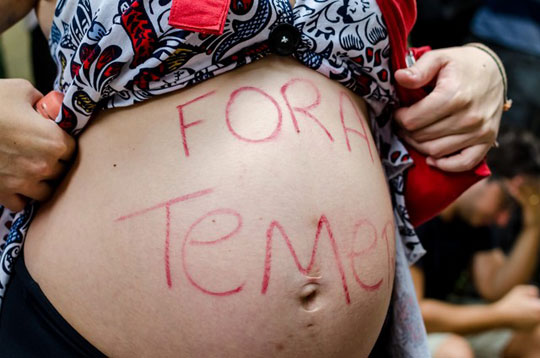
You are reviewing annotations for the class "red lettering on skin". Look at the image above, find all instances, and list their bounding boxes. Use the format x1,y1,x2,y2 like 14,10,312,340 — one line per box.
280,79,334,141
115,188,214,288
177,91,216,157
382,220,395,291
348,219,383,292
226,86,282,143
115,188,214,222
261,215,351,304
339,91,374,162
182,209,245,296
165,204,172,287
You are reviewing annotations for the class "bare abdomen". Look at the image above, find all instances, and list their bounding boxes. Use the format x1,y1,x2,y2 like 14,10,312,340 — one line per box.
24,57,395,357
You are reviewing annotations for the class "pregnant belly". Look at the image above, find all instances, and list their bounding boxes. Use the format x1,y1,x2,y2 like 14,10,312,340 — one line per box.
24,56,395,357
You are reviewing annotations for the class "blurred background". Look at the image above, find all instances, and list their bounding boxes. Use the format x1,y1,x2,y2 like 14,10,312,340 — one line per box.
0,12,56,94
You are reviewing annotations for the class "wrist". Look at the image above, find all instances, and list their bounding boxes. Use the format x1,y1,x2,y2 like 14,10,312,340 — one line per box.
489,302,509,327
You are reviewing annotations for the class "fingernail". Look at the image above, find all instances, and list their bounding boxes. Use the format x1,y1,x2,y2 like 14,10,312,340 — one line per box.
426,157,435,166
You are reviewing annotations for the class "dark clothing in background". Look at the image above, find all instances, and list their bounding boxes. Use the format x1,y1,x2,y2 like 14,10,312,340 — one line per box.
409,0,482,49
415,216,494,300
31,26,56,94
483,0,540,23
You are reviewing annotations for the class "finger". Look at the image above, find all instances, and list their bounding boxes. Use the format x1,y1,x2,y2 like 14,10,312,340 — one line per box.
17,181,54,202
402,132,478,159
427,144,489,172
0,194,28,212
405,113,482,143
15,79,44,108
42,160,69,181
394,51,448,89
38,119,77,162
57,130,76,162
394,86,465,132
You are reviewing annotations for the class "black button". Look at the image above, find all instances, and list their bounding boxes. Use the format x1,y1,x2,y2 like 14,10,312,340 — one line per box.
268,23,300,56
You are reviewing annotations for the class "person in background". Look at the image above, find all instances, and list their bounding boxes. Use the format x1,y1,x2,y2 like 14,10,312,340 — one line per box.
412,130,540,358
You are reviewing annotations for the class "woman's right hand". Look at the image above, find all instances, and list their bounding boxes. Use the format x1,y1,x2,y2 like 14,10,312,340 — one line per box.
0,79,75,212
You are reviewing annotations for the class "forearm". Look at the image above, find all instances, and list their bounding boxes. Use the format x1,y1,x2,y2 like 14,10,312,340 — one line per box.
0,0,36,34
491,226,540,299
420,299,504,335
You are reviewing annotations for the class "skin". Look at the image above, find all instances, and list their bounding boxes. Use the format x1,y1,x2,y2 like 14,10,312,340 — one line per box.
395,46,504,172
0,79,75,211
25,57,396,357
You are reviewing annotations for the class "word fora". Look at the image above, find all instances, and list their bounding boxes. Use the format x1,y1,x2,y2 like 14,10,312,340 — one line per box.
116,188,394,304
177,78,374,162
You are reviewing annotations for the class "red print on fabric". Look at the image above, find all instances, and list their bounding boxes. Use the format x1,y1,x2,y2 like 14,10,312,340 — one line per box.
121,1,159,68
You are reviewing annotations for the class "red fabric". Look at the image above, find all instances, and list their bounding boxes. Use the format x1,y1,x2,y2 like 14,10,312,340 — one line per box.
405,147,490,226
169,0,232,35
376,0,490,227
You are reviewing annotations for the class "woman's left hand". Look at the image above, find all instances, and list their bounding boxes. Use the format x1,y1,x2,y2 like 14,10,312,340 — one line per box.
393,45,505,172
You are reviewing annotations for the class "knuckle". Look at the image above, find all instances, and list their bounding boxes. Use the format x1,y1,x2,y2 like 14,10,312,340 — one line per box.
462,113,483,129
422,142,440,157
478,125,492,140
49,137,69,157
29,159,53,178
453,90,472,108
462,156,477,171
400,115,418,131
12,78,34,93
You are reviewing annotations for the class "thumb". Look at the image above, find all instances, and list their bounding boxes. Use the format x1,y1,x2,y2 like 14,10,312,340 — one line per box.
394,52,446,89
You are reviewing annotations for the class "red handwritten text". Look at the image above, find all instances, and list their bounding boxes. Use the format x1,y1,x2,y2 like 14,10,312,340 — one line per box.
348,219,383,291
176,79,373,159
226,86,283,143
116,189,393,303
280,78,334,141
261,215,351,304
115,188,214,287
177,91,216,157
339,91,374,162
182,209,245,296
